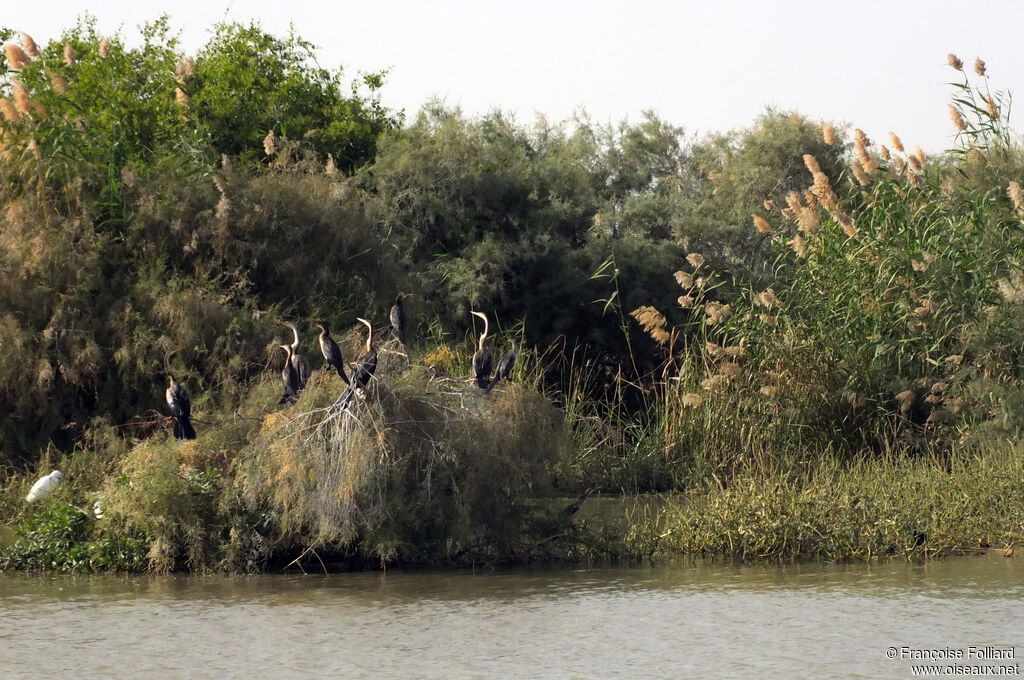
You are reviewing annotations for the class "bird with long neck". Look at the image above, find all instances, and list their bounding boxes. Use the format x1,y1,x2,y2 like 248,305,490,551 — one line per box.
487,338,520,390
349,317,378,390
278,344,300,405
164,351,196,440
314,321,349,384
279,321,311,391
470,311,494,389
560,486,601,520
390,292,414,347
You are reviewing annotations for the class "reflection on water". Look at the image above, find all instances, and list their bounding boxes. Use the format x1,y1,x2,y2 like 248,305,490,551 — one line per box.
1,557,1020,678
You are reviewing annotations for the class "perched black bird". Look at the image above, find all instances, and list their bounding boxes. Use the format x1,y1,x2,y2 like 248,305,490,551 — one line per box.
279,344,300,405
164,352,196,440
470,311,493,389
487,338,520,390
560,486,601,520
390,292,414,346
349,317,378,390
279,321,311,391
314,321,349,384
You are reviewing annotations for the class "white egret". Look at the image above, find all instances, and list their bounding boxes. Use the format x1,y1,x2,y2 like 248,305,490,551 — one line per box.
26,470,65,502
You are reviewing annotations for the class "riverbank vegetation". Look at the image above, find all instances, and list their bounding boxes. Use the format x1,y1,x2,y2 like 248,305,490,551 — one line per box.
1,21,1022,571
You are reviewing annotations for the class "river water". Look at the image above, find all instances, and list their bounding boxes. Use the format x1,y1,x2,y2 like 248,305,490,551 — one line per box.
1,556,1020,679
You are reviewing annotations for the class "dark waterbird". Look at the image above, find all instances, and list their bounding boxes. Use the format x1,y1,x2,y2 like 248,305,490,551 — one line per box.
279,344,300,405
349,317,378,391
314,321,349,384
390,292,414,346
164,351,196,440
470,310,493,389
487,338,519,390
560,486,601,520
279,321,311,391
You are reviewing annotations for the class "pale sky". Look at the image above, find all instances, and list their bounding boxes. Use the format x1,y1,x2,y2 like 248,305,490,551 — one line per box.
4,1,1024,153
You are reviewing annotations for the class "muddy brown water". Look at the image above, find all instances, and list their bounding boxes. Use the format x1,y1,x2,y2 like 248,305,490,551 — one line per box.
1,556,1020,678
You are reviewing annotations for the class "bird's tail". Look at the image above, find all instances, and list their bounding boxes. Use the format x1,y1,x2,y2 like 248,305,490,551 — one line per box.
335,363,350,385
181,418,196,440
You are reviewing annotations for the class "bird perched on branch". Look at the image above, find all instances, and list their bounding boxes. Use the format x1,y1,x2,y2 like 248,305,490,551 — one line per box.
26,470,65,502
470,311,493,389
349,317,378,391
279,344,300,405
390,292,414,347
165,351,196,440
487,338,520,390
560,486,601,520
279,321,311,391
314,321,349,385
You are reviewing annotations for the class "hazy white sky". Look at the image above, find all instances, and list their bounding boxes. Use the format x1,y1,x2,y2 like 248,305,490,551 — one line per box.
5,1,1024,152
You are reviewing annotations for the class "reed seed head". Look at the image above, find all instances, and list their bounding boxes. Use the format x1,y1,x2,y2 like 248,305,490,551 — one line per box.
948,104,967,132
63,43,75,66
47,70,68,95
947,53,963,70
1008,181,1023,212
677,295,694,308
719,361,742,378
630,306,670,345
803,190,818,208
880,145,891,161
325,153,336,175
99,39,110,58
701,374,730,392
851,161,870,187
788,234,807,258
686,253,705,269
803,154,822,175
974,57,986,76
682,393,703,408
785,190,803,213
888,132,905,153
913,146,925,167
4,44,30,70
263,129,276,156
753,215,771,233
674,270,694,289
763,199,776,212
704,302,731,325
822,124,836,146
174,87,189,107
907,154,922,173
835,211,857,238
756,288,781,308
796,206,820,234
12,81,31,116
21,33,40,58
0,98,18,123
986,95,998,119
896,389,915,414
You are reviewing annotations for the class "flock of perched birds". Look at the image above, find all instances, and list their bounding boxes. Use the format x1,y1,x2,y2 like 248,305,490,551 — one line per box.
164,293,521,441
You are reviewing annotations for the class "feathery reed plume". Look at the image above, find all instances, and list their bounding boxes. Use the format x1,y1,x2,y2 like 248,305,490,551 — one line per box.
686,253,705,268
216,194,231,220
835,211,857,237
701,374,730,391
674,270,694,289
913,147,925,167
1009,181,1023,212
907,154,923,173
175,61,187,84
63,43,75,66
781,208,795,220
0,99,18,123
28,137,41,160
948,104,967,132
756,288,781,308
947,53,963,70
853,129,876,174
719,361,742,378
796,206,820,234
4,44,30,70
221,153,231,171
888,132,905,153
811,171,837,210
47,70,68,95
705,341,723,358
325,153,336,175
21,33,40,58
263,129,276,156
803,154,822,174
677,295,694,308
12,81,31,116
911,259,927,272
851,160,871,187
722,342,745,359
753,215,771,233
803,190,818,208
892,155,906,174
880,145,891,161
121,166,137,187
853,128,869,148
184,57,195,77
704,302,731,325
763,199,775,212
896,389,915,414
785,190,803,213
630,306,671,345
789,234,807,258
174,87,189,107
974,57,986,76
996,271,1024,303
822,124,836,145
681,393,703,408
212,175,226,194
99,39,110,58
760,385,779,397
986,94,998,118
